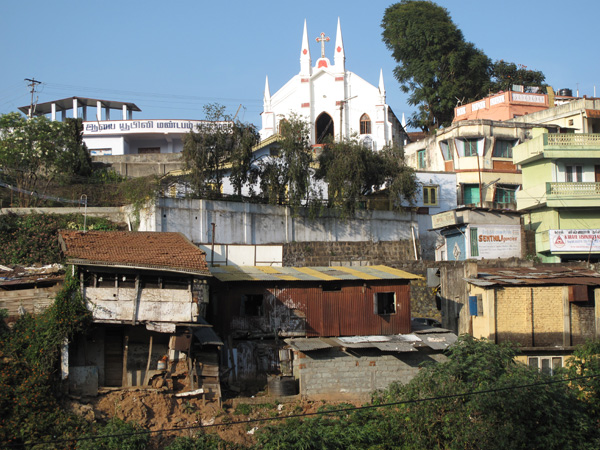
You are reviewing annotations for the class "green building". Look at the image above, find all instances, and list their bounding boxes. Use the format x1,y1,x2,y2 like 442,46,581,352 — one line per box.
515,128,600,262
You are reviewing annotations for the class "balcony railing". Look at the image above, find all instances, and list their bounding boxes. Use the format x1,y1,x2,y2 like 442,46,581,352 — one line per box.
546,133,600,146
547,182,600,196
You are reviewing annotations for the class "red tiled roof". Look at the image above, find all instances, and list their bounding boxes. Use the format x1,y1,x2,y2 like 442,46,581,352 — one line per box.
59,231,210,276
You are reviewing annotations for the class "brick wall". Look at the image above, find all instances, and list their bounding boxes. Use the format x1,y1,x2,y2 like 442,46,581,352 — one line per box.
571,301,596,345
497,287,534,346
496,286,566,346
293,348,447,401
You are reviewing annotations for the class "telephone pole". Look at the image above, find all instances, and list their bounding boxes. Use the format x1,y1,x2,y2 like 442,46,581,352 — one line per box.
24,77,42,118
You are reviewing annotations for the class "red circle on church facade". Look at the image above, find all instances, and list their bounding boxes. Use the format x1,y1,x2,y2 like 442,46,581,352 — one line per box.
337,46,341,52
303,49,307,55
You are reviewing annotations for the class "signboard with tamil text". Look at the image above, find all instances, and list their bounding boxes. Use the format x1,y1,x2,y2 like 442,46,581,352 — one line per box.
472,225,521,259
549,230,600,252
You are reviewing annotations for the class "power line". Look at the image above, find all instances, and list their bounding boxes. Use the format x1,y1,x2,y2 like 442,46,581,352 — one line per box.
9,372,600,448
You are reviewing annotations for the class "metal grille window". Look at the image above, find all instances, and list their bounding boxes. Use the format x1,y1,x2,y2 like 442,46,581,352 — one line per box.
495,185,516,205
492,139,516,158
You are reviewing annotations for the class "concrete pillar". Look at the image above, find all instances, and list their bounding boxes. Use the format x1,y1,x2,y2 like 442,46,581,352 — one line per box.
82,105,87,121
122,105,127,120
51,102,56,121
96,101,102,121
106,107,110,121
563,286,571,347
72,98,78,119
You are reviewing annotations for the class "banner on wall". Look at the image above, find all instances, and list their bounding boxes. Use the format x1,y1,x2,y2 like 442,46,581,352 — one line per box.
473,225,521,259
549,230,600,252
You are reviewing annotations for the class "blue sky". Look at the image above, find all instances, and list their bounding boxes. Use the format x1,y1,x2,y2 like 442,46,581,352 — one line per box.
1,0,598,129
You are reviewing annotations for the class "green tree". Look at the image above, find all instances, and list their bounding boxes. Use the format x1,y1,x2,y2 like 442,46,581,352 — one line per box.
254,115,316,211
490,60,546,93
182,104,258,198
373,336,598,450
315,138,416,217
565,340,600,416
0,112,93,206
382,1,491,131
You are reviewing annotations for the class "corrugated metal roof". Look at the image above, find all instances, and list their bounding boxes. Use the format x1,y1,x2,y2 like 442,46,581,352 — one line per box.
285,332,456,353
420,333,457,350
284,338,333,352
210,265,421,283
0,264,64,287
466,266,600,287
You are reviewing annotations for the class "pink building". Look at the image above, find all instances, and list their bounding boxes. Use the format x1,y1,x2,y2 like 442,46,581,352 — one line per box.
453,91,548,122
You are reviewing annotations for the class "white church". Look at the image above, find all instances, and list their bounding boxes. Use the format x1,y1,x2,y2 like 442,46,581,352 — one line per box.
259,18,407,151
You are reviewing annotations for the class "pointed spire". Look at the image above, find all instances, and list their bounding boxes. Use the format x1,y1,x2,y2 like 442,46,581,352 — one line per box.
300,19,312,76
379,69,386,102
263,75,271,109
334,17,345,71
401,113,406,129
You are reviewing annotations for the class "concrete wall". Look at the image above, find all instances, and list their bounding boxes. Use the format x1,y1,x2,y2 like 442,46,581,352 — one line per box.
293,347,448,401
141,198,419,246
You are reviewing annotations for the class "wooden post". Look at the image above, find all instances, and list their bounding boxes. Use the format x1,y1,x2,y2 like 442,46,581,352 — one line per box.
143,335,153,386
122,332,129,387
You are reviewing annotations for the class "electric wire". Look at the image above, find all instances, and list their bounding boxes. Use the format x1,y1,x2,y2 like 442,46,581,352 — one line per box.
7,372,600,448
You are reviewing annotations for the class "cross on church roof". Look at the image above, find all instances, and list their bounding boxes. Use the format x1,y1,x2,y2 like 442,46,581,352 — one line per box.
315,32,330,58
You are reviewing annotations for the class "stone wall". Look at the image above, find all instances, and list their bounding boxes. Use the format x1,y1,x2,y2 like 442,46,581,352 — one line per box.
283,241,416,267
92,153,183,178
293,347,447,401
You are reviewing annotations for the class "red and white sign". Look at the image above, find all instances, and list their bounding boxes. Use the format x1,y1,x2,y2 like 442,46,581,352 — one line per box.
549,230,600,252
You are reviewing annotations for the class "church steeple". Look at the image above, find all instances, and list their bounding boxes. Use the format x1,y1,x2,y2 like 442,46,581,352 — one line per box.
300,19,312,76
264,75,271,110
379,69,386,103
334,17,345,72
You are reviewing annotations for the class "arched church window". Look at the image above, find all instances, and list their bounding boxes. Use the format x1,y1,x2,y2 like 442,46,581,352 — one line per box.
278,119,289,135
360,114,371,134
315,112,334,144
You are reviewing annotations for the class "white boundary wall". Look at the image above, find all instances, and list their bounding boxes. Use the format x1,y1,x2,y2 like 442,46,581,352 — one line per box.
139,198,418,245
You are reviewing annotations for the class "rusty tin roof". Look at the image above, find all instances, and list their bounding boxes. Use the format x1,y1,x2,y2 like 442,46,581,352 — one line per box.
285,329,456,353
465,265,600,287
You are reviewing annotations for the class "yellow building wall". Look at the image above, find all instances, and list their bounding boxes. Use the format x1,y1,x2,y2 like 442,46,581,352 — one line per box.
493,286,565,346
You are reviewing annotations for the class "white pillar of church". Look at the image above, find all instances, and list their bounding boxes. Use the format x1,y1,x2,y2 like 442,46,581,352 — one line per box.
97,101,102,121
72,98,78,119
122,105,128,120
299,20,314,142
51,102,56,121
300,20,312,78
261,76,275,138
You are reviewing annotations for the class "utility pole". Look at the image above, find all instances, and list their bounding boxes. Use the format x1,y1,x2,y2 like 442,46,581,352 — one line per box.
24,77,42,118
